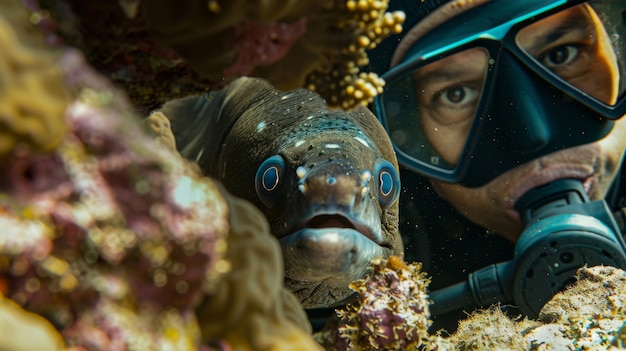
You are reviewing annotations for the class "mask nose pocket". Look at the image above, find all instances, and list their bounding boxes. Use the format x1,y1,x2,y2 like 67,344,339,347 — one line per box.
486,52,552,155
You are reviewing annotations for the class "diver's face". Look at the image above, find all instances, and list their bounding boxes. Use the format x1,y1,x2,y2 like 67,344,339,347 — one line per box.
432,121,626,241
414,3,625,241
516,4,619,104
413,48,487,165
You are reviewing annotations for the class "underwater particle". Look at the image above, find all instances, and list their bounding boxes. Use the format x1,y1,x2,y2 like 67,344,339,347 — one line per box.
208,0,221,14
334,255,431,350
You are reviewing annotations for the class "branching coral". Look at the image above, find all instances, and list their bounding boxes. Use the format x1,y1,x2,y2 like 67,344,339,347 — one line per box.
302,1,406,110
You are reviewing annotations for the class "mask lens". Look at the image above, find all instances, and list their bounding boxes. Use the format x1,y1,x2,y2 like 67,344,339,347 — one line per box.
381,48,489,169
516,1,625,106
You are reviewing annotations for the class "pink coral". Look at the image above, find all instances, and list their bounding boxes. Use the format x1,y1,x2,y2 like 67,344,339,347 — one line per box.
0,3,230,345
223,18,308,78
335,256,432,350
1,50,231,340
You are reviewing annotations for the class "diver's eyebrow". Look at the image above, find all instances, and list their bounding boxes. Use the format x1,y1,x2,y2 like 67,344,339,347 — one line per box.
415,67,485,86
521,14,594,55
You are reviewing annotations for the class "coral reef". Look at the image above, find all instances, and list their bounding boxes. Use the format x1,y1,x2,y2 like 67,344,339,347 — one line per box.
34,0,404,112
444,266,626,350
32,0,217,115
0,1,321,350
316,257,626,351
141,0,405,109
1,48,229,349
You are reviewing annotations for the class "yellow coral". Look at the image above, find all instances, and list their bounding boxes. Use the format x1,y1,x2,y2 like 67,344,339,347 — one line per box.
274,0,406,109
196,192,324,350
0,0,71,159
0,293,65,351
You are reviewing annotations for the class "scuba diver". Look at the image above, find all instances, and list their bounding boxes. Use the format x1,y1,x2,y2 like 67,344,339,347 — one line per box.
367,0,626,332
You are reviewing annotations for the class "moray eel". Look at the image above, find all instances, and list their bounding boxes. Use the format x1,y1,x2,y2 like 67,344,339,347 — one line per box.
157,77,403,308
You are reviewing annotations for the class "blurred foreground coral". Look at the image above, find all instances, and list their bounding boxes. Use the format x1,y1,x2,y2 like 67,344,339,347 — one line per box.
0,1,321,350
33,0,404,112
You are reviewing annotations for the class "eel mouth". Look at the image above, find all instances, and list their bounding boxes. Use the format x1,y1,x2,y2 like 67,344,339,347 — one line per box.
298,213,382,244
279,212,386,308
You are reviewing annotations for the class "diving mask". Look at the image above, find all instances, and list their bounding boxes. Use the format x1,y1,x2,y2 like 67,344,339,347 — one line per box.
374,0,626,186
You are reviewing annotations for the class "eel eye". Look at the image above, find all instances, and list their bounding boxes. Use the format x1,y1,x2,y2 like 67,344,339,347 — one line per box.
255,155,286,208
374,158,400,207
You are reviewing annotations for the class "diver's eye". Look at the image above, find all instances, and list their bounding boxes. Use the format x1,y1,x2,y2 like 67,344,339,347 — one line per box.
255,155,286,208
436,85,480,107
374,158,400,207
542,45,579,69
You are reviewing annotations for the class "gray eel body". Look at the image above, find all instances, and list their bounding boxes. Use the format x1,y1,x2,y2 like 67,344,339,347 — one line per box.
158,77,403,308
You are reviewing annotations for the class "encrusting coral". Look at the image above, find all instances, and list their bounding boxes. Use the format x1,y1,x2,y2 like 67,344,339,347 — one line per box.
442,266,626,350
315,255,444,351
335,256,432,350
0,0,71,160
0,1,322,350
0,293,66,351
